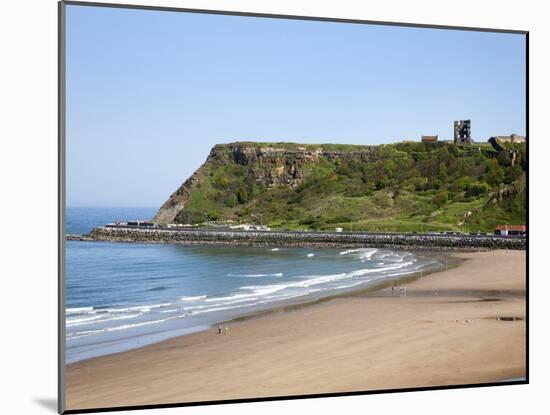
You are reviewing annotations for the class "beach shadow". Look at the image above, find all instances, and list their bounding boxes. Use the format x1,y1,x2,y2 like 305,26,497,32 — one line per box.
34,398,57,412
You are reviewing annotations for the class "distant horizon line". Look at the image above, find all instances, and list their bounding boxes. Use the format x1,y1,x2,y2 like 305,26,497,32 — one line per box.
67,205,159,209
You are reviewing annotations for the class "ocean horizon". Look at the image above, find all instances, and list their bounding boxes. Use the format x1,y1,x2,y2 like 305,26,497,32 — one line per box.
65,207,444,363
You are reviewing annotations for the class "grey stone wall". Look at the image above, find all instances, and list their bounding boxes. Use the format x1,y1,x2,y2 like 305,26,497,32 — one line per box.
87,226,526,251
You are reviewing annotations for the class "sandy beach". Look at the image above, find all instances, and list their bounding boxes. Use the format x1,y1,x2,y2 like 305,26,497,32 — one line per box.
65,250,526,411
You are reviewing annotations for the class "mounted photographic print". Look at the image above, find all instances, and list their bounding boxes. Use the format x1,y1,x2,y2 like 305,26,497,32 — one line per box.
59,1,528,413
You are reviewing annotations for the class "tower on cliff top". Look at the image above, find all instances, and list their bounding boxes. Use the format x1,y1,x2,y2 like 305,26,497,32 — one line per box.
454,120,472,145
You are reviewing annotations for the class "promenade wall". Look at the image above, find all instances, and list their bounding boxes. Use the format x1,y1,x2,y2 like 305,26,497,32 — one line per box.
85,226,526,250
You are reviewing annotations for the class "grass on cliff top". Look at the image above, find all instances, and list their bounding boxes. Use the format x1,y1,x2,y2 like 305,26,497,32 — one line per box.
226,140,492,153
226,141,376,152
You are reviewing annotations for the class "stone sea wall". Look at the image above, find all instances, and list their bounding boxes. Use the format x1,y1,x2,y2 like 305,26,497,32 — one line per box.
87,226,526,251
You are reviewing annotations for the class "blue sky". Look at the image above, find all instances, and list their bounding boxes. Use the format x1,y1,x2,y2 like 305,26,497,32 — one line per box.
66,5,526,208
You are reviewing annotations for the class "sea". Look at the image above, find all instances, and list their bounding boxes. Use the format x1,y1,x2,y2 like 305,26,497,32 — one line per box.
65,207,444,364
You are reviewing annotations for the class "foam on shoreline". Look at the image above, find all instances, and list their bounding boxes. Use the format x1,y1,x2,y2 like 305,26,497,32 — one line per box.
65,247,444,363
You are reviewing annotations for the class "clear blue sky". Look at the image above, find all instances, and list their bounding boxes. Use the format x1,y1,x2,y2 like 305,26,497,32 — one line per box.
65,4,526,208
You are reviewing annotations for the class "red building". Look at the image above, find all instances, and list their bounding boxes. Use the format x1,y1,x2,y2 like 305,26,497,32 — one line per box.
421,135,438,142
494,224,526,236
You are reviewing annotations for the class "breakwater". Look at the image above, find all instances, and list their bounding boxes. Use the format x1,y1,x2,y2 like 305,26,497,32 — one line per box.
85,226,526,251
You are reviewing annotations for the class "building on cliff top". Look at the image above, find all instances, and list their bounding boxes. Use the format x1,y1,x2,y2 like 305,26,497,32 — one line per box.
490,133,526,144
421,135,438,142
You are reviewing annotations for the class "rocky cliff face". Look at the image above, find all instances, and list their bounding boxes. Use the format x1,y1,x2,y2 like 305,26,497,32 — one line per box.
152,142,376,223
152,171,202,224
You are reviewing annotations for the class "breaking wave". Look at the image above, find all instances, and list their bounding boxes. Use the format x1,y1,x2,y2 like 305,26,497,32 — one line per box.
66,246,442,363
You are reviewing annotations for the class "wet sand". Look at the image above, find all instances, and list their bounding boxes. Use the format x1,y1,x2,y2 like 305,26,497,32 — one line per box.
66,250,526,411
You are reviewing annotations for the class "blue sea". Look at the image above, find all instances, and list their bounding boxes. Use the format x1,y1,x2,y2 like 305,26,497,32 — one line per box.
65,207,443,363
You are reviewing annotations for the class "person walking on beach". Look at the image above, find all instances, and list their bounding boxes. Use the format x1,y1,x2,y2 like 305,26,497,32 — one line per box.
224,326,229,335
218,325,222,334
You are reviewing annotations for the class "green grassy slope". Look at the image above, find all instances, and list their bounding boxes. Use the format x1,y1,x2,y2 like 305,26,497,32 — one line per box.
172,141,526,233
